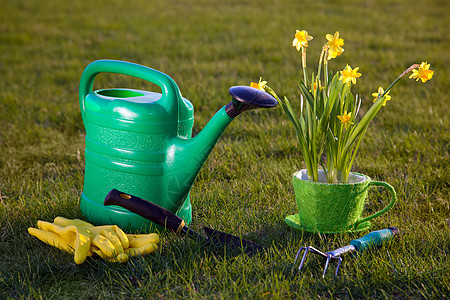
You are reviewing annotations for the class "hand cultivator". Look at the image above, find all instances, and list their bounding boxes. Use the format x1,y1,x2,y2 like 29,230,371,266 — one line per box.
293,227,399,278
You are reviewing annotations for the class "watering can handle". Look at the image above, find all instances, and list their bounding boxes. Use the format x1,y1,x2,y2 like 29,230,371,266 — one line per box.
79,59,181,119
353,180,397,229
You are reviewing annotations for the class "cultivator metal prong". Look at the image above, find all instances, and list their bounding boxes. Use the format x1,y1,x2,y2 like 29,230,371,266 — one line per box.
322,254,343,278
323,254,332,278
297,246,311,272
293,246,328,275
334,256,343,277
292,246,307,273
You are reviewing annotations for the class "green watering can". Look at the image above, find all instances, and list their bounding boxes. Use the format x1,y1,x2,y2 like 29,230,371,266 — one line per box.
79,59,277,232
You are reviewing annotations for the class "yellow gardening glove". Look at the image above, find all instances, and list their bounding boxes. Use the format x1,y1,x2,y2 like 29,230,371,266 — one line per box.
29,217,161,264
28,217,130,264
125,233,160,257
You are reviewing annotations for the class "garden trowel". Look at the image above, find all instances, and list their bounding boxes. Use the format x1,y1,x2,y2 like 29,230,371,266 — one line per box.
104,189,265,255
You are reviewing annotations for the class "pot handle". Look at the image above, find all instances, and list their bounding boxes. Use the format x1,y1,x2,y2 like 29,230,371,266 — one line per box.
79,59,181,120
353,180,397,229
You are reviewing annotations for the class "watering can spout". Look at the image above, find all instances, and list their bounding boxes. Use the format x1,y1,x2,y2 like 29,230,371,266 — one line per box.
167,86,278,207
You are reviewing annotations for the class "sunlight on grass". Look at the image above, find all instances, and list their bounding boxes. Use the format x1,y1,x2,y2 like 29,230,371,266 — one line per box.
0,0,448,298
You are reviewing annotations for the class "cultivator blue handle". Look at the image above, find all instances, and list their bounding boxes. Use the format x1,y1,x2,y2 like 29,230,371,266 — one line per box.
350,227,399,252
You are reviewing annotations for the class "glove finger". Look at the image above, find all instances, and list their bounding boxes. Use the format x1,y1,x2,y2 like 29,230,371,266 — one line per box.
89,226,129,250
125,242,158,257
91,234,120,258
36,221,77,246
127,233,160,248
90,247,104,258
73,232,91,264
54,217,93,229
100,230,125,254
91,245,130,263
28,227,74,254
111,225,129,249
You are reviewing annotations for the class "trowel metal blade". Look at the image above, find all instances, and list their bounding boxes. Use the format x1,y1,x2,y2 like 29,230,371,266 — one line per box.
203,227,265,255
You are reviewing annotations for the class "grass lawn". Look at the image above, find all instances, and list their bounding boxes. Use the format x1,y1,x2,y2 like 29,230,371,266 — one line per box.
0,0,448,298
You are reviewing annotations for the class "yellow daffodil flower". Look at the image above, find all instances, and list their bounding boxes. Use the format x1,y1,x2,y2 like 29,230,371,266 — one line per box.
326,31,344,48
372,87,391,106
339,65,362,85
292,30,313,51
337,111,354,129
409,61,434,83
250,77,267,91
328,47,344,60
326,31,344,60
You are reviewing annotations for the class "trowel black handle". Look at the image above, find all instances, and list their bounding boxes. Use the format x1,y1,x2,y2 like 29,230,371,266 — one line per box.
226,86,278,117
104,189,186,234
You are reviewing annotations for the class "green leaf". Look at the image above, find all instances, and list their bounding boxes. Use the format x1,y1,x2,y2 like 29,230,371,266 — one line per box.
298,79,315,111
342,94,386,154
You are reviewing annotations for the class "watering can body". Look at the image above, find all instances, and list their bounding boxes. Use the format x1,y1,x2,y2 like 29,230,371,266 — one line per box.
79,60,232,232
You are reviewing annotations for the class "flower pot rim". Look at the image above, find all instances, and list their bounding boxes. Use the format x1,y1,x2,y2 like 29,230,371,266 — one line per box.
293,169,368,185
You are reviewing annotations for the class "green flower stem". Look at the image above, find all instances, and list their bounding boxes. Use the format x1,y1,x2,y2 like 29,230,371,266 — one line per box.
380,64,417,97
346,126,367,178
317,46,326,84
265,86,317,181
301,47,309,87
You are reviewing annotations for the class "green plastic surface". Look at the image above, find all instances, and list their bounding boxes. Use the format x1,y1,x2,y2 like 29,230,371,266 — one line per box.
79,60,234,232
